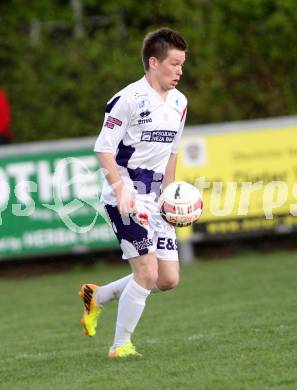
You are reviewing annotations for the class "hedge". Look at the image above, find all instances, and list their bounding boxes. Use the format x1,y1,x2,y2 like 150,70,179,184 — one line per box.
0,0,296,142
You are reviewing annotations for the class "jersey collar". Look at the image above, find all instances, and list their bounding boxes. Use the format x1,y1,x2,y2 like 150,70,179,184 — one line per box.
142,75,172,104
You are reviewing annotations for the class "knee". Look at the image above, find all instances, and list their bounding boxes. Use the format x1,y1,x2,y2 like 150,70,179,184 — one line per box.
133,262,158,289
141,267,159,287
157,275,179,291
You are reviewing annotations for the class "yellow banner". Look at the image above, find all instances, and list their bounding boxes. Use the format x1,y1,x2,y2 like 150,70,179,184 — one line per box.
176,123,297,238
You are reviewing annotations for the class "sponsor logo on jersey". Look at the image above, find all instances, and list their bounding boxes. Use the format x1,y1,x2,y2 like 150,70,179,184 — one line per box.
138,110,152,124
141,132,152,141
132,237,153,251
138,118,152,124
140,110,151,118
138,118,152,125
104,116,123,129
137,97,150,109
141,130,177,143
157,237,178,251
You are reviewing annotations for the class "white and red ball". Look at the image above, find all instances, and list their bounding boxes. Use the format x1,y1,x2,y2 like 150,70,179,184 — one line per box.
158,181,203,227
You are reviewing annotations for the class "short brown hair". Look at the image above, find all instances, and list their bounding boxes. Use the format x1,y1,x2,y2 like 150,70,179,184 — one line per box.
142,27,187,71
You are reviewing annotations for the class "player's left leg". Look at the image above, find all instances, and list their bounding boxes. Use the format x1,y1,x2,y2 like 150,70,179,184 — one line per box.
154,216,179,292
156,260,179,291
109,252,158,357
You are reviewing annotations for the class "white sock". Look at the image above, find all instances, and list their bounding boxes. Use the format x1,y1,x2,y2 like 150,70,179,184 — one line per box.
94,274,160,307
94,274,133,307
112,278,150,349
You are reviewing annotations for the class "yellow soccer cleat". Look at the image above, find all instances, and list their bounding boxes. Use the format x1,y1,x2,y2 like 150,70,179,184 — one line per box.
79,283,102,337
108,341,142,358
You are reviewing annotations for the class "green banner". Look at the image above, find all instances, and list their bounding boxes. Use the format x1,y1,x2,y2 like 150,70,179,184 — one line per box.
0,141,117,260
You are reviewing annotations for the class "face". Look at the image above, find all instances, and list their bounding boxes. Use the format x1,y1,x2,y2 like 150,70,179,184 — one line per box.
150,48,186,92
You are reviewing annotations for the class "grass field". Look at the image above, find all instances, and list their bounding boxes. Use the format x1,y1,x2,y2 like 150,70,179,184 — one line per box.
1,250,297,390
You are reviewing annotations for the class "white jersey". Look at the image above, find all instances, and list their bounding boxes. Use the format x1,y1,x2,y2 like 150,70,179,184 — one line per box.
94,76,187,205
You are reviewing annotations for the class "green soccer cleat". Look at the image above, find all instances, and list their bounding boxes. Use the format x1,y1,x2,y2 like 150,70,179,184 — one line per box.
108,341,142,358
79,283,102,337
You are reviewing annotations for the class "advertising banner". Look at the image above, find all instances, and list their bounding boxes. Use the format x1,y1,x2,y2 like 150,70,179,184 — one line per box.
1,117,296,259
0,139,117,260
176,117,297,240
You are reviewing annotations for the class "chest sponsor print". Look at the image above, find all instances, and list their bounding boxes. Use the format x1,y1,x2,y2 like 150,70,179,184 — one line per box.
141,130,177,143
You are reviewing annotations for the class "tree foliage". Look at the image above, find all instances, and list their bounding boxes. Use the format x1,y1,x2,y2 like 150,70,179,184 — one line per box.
0,0,296,142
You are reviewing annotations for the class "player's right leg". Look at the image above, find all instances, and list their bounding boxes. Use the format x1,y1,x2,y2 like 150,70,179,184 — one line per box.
79,274,135,337
79,284,102,337
78,202,141,338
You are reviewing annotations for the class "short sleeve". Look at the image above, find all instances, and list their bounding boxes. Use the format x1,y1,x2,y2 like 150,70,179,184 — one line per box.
94,94,132,155
171,105,187,154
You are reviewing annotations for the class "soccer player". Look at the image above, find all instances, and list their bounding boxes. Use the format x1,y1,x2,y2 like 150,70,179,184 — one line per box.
79,27,188,358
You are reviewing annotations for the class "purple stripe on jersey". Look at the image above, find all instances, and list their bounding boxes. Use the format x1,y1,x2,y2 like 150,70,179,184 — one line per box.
127,167,163,196
105,205,150,256
115,141,163,196
105,96,121,113
116,140,135,167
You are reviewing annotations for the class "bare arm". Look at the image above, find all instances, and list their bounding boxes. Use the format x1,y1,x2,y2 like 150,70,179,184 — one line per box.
162,153,178,190
96,152,137,215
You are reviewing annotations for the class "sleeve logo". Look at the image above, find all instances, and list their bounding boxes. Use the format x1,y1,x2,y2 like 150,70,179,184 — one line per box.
104,116,123,129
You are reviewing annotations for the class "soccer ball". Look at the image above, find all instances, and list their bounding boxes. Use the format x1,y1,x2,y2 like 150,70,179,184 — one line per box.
158,181,203,227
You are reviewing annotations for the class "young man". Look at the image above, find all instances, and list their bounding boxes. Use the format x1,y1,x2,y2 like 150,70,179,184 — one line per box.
79,27,188,358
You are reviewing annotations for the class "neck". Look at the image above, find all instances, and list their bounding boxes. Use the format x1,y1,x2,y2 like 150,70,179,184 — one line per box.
145,73,168,101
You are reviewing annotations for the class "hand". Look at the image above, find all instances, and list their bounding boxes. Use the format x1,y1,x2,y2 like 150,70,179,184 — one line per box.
116,184,137,216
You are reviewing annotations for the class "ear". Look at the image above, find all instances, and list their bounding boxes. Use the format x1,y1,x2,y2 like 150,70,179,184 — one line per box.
148,56,159,70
